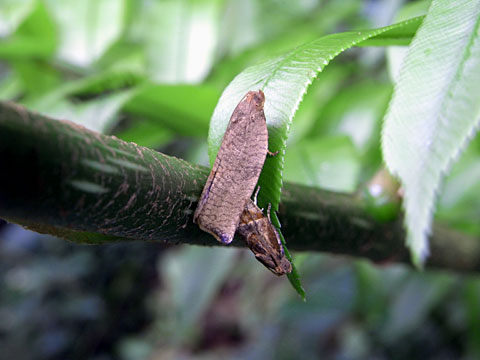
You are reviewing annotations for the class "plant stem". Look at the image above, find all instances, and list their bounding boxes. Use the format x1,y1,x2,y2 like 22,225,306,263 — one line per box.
1,101,479,272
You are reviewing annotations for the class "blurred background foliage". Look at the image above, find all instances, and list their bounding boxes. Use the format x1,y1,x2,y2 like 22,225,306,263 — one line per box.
0,0,479,359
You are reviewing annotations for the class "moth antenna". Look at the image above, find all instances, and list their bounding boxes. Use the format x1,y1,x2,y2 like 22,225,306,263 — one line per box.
267,203,272,221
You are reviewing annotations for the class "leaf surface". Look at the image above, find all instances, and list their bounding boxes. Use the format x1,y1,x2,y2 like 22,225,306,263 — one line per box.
209,16,423,212
382,0,480,265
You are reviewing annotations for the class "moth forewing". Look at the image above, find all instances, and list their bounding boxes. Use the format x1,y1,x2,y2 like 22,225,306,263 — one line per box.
238,200,292,276
194,91,268,244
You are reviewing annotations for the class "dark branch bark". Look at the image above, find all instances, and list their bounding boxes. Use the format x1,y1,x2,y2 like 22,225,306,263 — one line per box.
1,101,479,272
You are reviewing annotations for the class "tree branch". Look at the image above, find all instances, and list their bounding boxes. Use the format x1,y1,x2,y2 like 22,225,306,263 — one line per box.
1,101,479,272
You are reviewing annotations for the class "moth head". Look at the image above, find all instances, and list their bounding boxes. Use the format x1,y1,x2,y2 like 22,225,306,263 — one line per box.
245,90,265,110
279,258,292,275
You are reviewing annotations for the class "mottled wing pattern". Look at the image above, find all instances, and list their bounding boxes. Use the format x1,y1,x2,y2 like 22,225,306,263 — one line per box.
238,200,292,276
194,91,268,244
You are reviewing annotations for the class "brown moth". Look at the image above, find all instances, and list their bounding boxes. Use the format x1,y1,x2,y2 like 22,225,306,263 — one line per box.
194,90,268,244
237,199,292,276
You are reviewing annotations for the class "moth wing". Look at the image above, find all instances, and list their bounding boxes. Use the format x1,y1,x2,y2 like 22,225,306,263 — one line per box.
266,223,285,256
255,253,279,273
194,104,245,221
193,159,220,222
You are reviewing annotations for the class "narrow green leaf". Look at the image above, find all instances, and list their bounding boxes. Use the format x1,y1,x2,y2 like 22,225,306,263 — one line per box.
357,17,421,47
271,211,305,301
382,0,480,266
61,70,143,96
209,16,423,212
21,70,142,133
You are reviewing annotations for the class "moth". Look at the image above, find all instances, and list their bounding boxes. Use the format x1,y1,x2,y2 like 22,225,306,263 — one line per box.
194,90,269,244
237,199,292,276
194,90,292,275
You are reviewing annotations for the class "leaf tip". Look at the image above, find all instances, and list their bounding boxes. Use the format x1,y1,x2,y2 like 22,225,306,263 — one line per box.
408,232,430,270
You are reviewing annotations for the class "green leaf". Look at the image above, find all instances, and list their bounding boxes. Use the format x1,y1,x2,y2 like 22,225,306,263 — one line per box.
132,0,224,83
311,80,392,153
44,0,126,67
208,17,422,297
208,0,361,89
13,60,62,96
115,118,173,149
288,63,351,144
283,136,361,193
209,16,423,212
381,0,480,266
0,0,35,37
124,84,221,137
20,70,142,132
34,70,143,99
386,1,431,83
27,89,137,134
437,138,480,236
0,0,57,59
271,211,305,301
94,40,146,75
0,71,22,100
